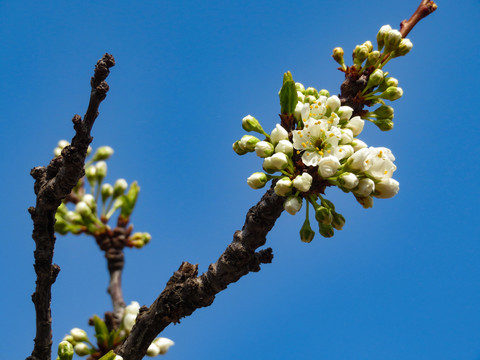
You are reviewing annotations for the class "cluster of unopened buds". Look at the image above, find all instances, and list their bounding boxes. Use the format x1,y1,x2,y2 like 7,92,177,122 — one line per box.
56,301,174,360
53,141,151,248
233,25,408,241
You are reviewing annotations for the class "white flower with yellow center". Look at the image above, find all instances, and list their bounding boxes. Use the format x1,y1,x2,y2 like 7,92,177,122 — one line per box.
365,147,397,180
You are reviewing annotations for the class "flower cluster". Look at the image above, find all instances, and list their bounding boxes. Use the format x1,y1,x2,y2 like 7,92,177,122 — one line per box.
233,25,407,241
58,302,174,359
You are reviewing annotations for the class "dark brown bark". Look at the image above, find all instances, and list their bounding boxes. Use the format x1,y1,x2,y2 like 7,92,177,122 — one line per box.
118,184,284,360
27,54,115,360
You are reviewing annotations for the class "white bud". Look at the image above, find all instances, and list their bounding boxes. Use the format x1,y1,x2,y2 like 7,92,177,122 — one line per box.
275,140,293,157
318,156,341,178
264,153,288,172
74,343,90,356
355,178,375,197
125,301,140,315
54,147,62,157
58,140,70,149
284,196,302,215
274,177,293,196
337,106,353,121
123,313,137,333
346,116,365,136
96,161,107,179
294,102,310,121
239,135,260,152
154,337,175,355
374,178,399,199
75,202,92,217
270,124,289,145
352,139,368,152
296,91,305,102
146,343,160,357
70,328,88,342
247,172,269,189
292,172,313,192
114,356,124,360
339,172,359,190
349,148,372,172
255,141,274,158
82,194,96,209
92,146,114,161
113,178,128,198
326,95,341,112
340,129,354,144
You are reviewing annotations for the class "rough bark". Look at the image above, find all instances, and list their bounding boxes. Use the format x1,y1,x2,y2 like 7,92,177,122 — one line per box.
27,54,115,360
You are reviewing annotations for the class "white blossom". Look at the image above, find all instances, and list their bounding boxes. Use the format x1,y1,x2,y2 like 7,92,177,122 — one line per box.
326,95,341,112
154,337,175,355
348,148,373,172
284,196,302,215
374,178,399,198
146,343,160,357
292,172,313,192
365,147,396,180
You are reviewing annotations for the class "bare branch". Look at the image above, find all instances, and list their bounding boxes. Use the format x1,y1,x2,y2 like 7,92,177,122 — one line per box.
118,184,285,360
400,1,438,38
27,54,115,360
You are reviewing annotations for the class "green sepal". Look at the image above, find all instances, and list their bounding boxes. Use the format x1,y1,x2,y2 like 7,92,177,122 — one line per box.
98,350,117,360
279,71,298,115
319,223,334,238
93,315,109,347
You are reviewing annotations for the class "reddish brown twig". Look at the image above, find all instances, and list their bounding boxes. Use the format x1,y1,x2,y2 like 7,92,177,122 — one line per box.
400,0,438,37
26,54,115,360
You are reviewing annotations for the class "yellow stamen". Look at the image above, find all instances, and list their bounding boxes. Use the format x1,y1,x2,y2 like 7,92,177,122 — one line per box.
302,142,307,148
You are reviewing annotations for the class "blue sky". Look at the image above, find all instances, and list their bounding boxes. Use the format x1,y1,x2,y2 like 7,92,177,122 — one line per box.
1,1,479,359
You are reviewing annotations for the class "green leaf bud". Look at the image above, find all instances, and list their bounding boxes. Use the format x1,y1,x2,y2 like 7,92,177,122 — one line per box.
380,86,403,101
279,71,298,115
92,146,114,161
58,341,74,360
247,172,269,189
331,212,346,230
232,140,248,155
373,118,394,131
365,50,381,67
376,25,392,51
85,165,96,187
295,82,305,92
384,29,402,53
101,183,114,203
392,38,413,57
95,161,107,181
318,223,334,238
304,87,318,97
319,89,330,97
332,47,345,66
113,179,128,198
299,218,315,243
366,69,384,89
315,206,333,225
239,135,260,152
70,328,88,342
74,343,90,356
373,105,394,118
242,115,264,133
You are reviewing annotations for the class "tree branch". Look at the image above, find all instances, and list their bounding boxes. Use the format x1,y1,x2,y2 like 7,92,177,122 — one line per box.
27,54,115,360
400,1,437,38
118,184,285,360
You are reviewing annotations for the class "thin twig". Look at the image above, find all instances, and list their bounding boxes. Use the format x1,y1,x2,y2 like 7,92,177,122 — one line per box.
26,54,115,360
400,1,438,37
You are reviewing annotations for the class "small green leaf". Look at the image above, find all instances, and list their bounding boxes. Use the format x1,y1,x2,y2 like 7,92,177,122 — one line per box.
279,71,298,115
98,350,117,360
93,315,109,347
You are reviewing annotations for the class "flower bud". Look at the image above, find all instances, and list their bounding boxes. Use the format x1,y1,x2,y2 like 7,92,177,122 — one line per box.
154,337,175,355
70,328,88,342
82,194,96,210
75,202,92,218
385,77,399,88
352,139,368,152
296,91,305,102
96,161,107,180
340,129,354,144
355,195,373,208
304,95,316,104
373,105,394,118
376,25,392,50
54,218,70,235
315,206,333,225
146,343,161,357
270,124,289,145
319,89,330,97
373,118,394,131
332,47,345,66
326,95,341,112
299,218,315,243
85,165,96,186
380,86,403,101
284,196,302,215
74,343,90,356
114,356,124,360
318,156,341,178
58,140,70,149
353,45,369,65
58,341,74,360
254,141,274,158
337,106,353,121
392,38,413,57
242,115,264,133
294,101,309,121
274,177,293,196
384,29,402,53
125,301,140,315
113,179,128,198
247,172,269,189
54,147,62,157
365,50,381,67
295,82,305,92
101,183,114,203
239,135,260,152
232,141,248,155
304,87,318,97
293,172,313,192
331,212,346,230
123,313,136,333
339,172,359,190
318,223,334,238
366,69,384,89
346,116,365,136
275,140,293,157
263,153,289,172
62,335,75,344
373,178,399,199
363,41,373,53
355,178,375,197
92,146,114,161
